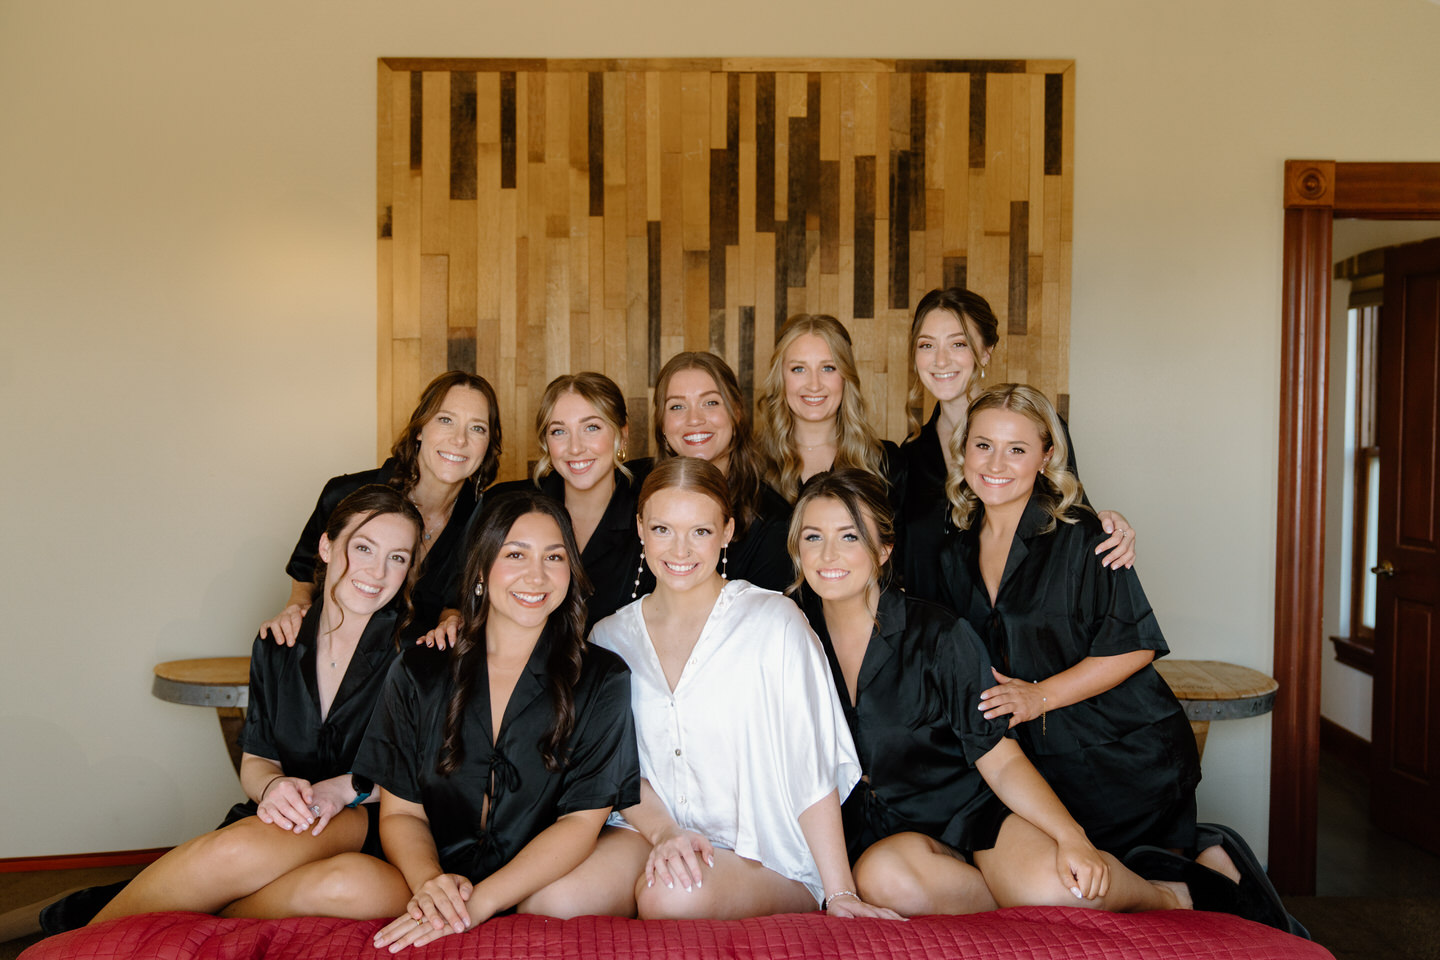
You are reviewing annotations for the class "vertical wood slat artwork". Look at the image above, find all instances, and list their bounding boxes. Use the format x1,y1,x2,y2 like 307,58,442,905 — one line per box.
378,58,1075,478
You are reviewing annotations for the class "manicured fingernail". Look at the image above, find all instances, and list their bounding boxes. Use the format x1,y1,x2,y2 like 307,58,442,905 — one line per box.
1071,887,1083,899
696,879,703,888
453,922,464,932
666,880,673,889
647,878,654,888
707,856,714,867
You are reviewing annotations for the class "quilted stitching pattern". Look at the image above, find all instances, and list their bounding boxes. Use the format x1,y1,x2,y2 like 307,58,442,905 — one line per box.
19,908,1332,960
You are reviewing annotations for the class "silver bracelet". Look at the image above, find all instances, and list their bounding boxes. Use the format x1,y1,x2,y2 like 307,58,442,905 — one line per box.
823,890,859,911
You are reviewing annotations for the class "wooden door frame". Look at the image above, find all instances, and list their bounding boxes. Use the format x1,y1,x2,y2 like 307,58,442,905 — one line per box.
1272,160,1440,894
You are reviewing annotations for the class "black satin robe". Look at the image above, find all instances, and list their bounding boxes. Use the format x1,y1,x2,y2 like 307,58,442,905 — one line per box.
937,488,1200,853
897,406,1082,603
285,458,481,637
235,601,401,847
723,480,794,592
487,459,653,631
802,588,1011,860
353,638,640,883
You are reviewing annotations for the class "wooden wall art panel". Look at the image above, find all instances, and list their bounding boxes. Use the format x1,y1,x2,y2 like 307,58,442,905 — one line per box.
377,58,1075,480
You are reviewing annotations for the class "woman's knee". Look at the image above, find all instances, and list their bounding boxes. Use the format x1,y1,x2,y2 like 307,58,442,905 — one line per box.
286,853,403,917
854,834,941,915
635,879,722,920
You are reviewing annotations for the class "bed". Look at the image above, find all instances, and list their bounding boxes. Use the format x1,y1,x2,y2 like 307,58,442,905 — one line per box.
20,906,1330,960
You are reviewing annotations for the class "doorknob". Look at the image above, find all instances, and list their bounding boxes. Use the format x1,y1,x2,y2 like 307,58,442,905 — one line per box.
1371,561,1395,578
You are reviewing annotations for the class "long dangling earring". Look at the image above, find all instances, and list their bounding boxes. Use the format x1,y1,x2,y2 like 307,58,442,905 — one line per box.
631,540,646,599
979,363,987,380
721,545,729,580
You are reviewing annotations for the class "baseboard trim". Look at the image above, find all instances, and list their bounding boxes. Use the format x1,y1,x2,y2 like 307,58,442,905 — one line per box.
0,848,171,874
1319,715,1371,772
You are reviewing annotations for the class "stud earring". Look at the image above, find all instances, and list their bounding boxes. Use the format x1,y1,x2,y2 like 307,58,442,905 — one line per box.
474,580,485,598
979,364,987,380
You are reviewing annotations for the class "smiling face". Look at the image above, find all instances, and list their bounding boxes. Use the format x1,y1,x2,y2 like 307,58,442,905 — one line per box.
545,391,623,492
914,308,991,403
961,407,1052,514
638,487,734,595
416,386,492,486
781,332,845,424
796,495,890,607
661,367,737,474
483,511,572,634
318,511,418,620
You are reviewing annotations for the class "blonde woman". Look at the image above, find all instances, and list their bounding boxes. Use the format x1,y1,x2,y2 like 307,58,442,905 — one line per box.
897,288,1132,601
755,314,898,502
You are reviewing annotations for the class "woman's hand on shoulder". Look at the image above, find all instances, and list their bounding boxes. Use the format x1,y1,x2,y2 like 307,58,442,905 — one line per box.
373,873,481,952
416,611,462,650
255,776,319,833
1055,836,1109,902
824,891,905,921
1094,510,1136,569
259,603,309,647
979,668,1050,729
646,827,714,893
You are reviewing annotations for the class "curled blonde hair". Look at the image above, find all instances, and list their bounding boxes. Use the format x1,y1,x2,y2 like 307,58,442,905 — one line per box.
905,288,1001,441
532,372,631,484
945,383,1084,532
756,314,885,501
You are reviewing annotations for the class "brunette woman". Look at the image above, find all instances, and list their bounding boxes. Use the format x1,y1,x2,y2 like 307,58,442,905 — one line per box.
532,458,898,922
263,371,502,644
755,314,900,503
306,491,638,952
789,470,1246,920
652,351,791,591
81,486,423,925
898,288,1131,600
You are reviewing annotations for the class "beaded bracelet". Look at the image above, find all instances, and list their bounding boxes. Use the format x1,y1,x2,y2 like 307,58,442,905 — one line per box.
823,890,859,911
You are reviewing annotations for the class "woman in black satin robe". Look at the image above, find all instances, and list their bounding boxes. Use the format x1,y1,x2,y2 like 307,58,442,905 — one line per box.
650,351,792,591
480,372,652,632
264,370,503,645
894,288,1132,600
354,490,639,953
936,384,1200,856
789,470,1195,917
86,486,423,926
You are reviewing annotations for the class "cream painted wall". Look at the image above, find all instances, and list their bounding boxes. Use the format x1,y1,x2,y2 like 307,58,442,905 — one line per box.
4,0,1440,864
1321,220,1440,739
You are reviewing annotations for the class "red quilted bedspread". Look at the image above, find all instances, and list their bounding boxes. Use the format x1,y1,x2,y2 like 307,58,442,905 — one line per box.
21,908,1331,960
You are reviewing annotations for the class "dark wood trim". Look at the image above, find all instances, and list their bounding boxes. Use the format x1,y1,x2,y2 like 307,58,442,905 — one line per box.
1319,716,1371,772
1329,634,1375,675
0,848,169,874
1271,191,1330,896
1272,159,1440,896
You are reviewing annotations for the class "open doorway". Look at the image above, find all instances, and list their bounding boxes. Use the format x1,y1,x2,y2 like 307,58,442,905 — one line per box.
1316,219,1440,894
1271,161,1440,896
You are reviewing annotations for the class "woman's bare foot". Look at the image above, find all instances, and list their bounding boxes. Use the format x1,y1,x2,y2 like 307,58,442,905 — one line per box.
1151,880,1193,911
1195,844,1241,883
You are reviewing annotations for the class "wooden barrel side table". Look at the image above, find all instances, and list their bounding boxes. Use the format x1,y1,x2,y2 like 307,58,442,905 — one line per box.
152,657,251,774
1154,659,1279,760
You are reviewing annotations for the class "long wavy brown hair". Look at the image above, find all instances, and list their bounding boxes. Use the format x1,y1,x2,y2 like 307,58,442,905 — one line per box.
437,490,592,776
388,371,503,495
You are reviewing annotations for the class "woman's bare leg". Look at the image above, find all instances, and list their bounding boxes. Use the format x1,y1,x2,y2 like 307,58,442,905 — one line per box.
635,848,817,921
519,826,651,919
89,810,370,924
973,815,1187,912
853,832,997,916
221,852,411,920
